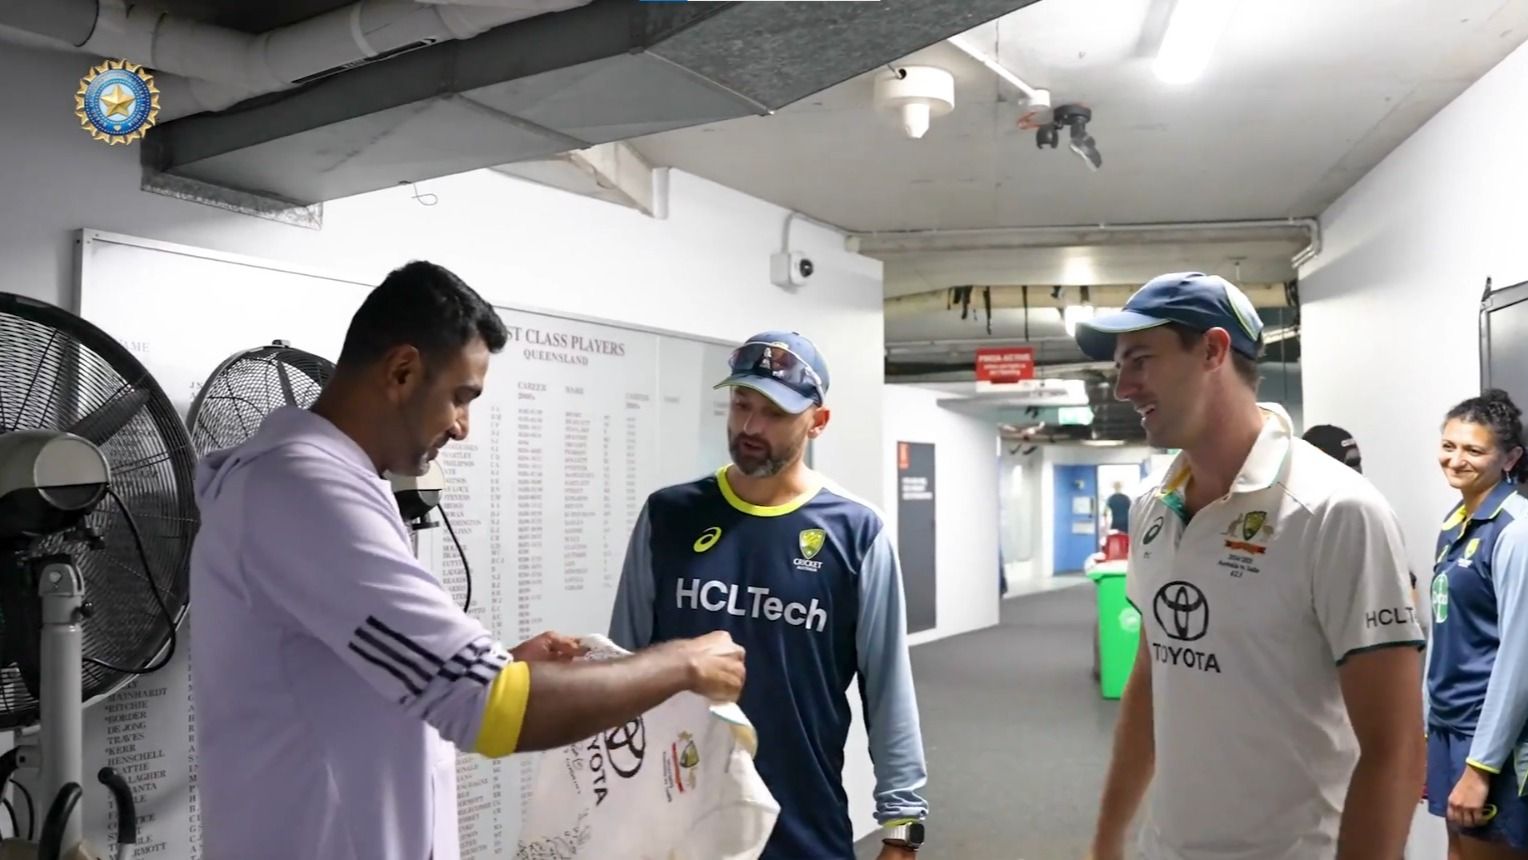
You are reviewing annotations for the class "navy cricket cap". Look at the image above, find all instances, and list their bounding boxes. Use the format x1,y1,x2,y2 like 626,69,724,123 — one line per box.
1074,272,1265,361
714,331,830,414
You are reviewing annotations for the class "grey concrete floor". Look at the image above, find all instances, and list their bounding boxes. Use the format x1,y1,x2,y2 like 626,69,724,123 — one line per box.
853,585,1121,860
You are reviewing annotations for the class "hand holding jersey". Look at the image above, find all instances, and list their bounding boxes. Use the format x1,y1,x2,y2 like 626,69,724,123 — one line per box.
512,630,588,662
517,635,778,860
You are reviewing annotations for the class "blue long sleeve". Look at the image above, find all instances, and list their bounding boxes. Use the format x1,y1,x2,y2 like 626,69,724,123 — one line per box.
608,502,656,650
1468,517,1528,771
855,528,930,824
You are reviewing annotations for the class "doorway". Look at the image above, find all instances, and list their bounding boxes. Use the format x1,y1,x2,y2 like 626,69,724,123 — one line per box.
1052,465,1098,574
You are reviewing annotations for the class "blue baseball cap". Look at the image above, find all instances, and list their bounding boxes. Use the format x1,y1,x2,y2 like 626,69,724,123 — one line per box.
1074,272,1265,361
714,330,830,414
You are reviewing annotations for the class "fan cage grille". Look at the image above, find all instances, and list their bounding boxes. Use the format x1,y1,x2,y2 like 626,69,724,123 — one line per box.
189,346,335,456
0,297,197,729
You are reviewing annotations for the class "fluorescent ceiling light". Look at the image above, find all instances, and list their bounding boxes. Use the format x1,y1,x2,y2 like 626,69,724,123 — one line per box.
1154,0,1237,85
1062,304,1095,337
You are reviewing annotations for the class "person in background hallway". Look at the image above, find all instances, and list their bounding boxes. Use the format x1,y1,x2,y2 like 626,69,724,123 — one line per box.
189,260,747,860
609,331,930,859
1104,481,1132,534
1425,389,1528,859
1073,272,1426,860
1304,423,1365,473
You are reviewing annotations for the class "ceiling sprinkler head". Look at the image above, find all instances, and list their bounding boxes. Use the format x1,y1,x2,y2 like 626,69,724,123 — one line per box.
874,65,955,139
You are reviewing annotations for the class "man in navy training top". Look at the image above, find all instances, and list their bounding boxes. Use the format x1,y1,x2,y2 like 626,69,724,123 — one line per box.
609,331,930,859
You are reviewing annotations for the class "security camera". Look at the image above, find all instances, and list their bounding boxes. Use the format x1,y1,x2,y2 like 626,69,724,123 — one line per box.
771,251,814,288
1035,103,1102,171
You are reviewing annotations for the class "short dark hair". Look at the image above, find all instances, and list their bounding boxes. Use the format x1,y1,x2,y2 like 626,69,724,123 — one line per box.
338,261,508,369
1445,388,1528,482
1165,322,1261,390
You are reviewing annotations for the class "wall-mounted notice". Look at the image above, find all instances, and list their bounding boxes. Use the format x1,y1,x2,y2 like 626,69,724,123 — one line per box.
897,441,937,635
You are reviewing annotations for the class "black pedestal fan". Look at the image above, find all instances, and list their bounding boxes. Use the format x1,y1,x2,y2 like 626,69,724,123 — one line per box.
0,294,196,860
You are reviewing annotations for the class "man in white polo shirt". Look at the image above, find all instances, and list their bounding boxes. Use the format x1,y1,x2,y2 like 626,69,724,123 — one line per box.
1075,272,1427,860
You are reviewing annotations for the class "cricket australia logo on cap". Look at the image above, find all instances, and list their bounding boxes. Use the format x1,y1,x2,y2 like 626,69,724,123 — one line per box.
1223,280,1265,341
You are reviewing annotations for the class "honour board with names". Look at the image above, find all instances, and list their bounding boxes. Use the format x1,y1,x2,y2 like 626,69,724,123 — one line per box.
417,311,734,857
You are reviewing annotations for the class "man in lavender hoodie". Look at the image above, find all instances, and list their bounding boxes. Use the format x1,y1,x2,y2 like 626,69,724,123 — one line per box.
188,260,747,860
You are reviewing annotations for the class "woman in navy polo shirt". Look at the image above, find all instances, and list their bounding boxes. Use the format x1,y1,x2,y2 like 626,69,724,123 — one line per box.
1426,388,1528,858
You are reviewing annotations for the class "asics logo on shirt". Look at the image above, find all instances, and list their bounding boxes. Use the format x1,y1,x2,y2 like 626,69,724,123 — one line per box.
675,579,827,632
693,527,723,553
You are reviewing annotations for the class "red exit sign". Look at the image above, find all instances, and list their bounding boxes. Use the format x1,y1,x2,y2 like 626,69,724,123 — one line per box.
975,346,1036,383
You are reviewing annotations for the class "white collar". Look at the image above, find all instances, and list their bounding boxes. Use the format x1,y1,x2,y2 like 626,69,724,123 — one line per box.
1161,403,1293,498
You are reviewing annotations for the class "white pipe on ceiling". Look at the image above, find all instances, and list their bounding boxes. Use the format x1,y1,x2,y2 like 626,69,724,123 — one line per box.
852,217,1322,268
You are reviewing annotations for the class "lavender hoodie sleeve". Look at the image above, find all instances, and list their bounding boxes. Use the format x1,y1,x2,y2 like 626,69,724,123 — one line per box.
239,447,519,753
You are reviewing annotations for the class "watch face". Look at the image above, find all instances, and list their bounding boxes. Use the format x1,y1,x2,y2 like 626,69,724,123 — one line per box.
907,822,925,844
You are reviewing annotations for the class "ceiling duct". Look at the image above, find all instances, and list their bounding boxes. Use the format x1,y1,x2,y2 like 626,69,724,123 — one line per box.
6,0,1047,205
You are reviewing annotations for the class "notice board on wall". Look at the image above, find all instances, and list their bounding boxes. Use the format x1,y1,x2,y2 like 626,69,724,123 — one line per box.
896,441,937,634
54,229,740,858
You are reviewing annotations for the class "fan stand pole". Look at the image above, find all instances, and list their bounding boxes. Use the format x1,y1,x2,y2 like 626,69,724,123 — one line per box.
39,559,86,858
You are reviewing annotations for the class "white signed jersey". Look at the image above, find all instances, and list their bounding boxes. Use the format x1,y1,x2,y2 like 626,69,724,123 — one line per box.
515,636,780,860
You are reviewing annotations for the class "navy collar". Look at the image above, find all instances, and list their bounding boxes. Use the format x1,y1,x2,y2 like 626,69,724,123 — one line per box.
1471,480,1521,521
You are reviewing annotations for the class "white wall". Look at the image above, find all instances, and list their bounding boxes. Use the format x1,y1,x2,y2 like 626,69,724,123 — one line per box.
1299,35,1528,591
1297,35,1528,860
881,385,1002,647
0,42,894,841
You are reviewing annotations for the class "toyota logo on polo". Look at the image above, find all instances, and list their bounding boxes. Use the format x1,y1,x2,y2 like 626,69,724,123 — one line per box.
1153,580,1209,642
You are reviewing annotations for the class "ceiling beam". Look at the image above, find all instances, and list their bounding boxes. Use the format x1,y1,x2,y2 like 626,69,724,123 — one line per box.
851,217,1318,258
884,282,1290,318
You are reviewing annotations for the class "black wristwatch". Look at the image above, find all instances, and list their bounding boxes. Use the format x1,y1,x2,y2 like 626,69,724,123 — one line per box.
882,820,925,849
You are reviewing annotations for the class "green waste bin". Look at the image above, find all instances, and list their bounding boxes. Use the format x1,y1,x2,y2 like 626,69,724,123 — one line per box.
1087,562,1139,700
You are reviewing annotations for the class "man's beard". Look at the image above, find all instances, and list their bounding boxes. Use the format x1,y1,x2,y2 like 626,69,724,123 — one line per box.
729,431,802,478
397,391,446,476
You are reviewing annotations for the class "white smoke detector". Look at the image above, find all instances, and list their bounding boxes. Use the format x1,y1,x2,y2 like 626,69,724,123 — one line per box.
874,66,955,139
